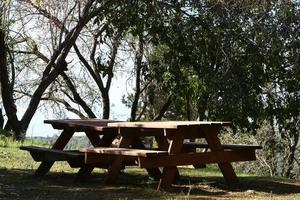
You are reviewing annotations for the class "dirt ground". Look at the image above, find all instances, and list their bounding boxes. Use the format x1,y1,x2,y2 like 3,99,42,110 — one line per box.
1,167,300,200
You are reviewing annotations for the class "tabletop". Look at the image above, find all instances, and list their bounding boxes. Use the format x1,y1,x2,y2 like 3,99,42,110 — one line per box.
44,119,120,131
107,121,231,129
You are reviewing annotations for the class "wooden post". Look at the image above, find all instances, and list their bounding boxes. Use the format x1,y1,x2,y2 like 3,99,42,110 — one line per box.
77,128,118,180
105,128,135,184
157,130,184,190
35,129,74,176
202,126,239,187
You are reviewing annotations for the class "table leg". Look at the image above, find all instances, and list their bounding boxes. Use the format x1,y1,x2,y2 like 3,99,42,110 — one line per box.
155,135,180,181
106,136,134,184
202,126,239,187
157,133,184,190
132,137,162,180
35,129,74,176
77,129,118,180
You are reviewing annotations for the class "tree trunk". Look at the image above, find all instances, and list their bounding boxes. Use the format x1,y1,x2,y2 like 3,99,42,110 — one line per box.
0,26,22,140
153,96,172,121
61,72,97,118
0,108,4,129
186,92,192,120
130,35,143,121
102,90,110,119
284,131,299,177
197,93,209,120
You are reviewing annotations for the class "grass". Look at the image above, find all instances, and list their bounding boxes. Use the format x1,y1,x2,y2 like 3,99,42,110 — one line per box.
1,137,300,200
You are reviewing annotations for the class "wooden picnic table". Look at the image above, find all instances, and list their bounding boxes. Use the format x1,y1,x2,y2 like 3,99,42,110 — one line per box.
21,119,119,178
81,121,261,190
21,119,261,190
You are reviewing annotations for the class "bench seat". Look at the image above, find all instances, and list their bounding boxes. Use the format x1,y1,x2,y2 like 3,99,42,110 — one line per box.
80,147,168,157
20,146,85,167
183,142,262,150
81,147,168,165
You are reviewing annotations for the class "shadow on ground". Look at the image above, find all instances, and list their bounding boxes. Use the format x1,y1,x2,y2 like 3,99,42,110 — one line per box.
0,168,299,199
173,175,300,196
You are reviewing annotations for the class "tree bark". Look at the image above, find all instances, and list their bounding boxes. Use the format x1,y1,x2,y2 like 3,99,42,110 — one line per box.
186,92,192,120
130,35,144,121
0,26,22,140
102,90,110,119
61,72,97,118
0,108,4,129
153,95,172,121
284,131,299,177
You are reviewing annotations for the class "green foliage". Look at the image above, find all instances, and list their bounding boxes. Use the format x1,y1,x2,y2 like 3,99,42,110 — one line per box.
116,0,299,177
0,128,10,137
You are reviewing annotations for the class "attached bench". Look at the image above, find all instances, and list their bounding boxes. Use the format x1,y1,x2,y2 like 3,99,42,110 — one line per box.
183,142,262,151
20,146,85,168
181,142,262,169
80,145,260,169
80,147,168,164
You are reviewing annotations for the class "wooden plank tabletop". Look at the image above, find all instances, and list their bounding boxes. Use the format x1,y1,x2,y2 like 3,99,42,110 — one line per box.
44,119,121,131
107,121,231,129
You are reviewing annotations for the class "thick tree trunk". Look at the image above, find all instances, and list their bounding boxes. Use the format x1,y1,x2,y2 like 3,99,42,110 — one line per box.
0,27,22,140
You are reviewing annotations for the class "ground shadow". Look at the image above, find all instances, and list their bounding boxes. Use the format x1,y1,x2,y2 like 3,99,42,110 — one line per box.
174,175,300,196
1,168,300,199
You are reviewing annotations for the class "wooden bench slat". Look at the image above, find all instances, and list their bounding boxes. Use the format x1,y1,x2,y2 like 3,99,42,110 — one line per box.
20,146,84,162
20,146,83,156
139,149,257,168
80,147,168,157
183,142,262,150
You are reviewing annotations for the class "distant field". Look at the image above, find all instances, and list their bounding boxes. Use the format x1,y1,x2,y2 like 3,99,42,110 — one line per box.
1,137,300,200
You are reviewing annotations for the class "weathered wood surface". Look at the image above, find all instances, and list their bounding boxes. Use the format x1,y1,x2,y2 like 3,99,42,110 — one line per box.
81,147,168,157
45,119,120,131
139,149,257,168
22,119,120,177
183,142,262,150
157,131,184,190
107,121,231,129
202,126,239,187
20,146,84,164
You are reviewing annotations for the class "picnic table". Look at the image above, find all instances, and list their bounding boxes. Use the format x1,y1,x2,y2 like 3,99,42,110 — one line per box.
81,121,262,190
21,120,261,190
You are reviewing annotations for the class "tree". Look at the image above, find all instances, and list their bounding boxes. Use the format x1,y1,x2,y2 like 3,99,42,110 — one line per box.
0,0,114,140
121,0,300,177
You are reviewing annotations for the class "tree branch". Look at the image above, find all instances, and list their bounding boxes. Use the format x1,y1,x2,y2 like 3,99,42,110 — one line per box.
153,95,172,121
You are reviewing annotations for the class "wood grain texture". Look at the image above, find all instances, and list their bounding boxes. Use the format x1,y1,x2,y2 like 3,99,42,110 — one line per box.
45,119,120,131
157,131,184,190
183,142,262,150
81,147,168,157
202,126,239,187
139,150,257,168
107,121,231,129
34,129,75,176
